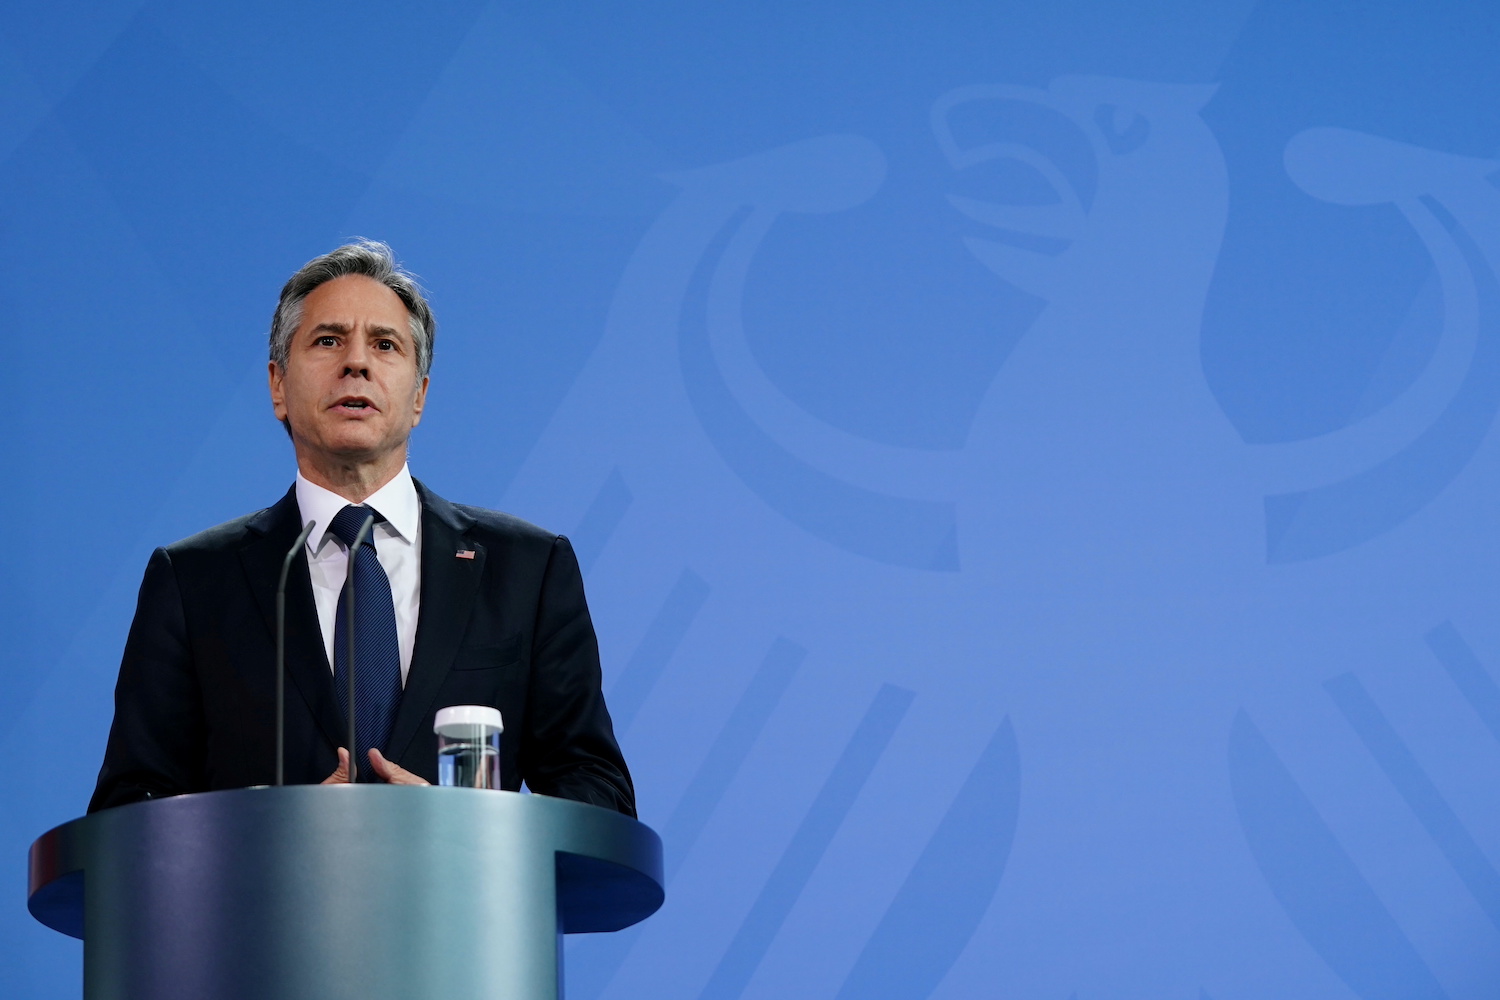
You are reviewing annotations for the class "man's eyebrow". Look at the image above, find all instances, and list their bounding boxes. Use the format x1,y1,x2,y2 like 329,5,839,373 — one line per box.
368,325,405,341
309,322,352,336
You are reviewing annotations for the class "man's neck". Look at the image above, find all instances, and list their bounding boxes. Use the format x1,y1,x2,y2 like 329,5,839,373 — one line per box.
295,451,407,504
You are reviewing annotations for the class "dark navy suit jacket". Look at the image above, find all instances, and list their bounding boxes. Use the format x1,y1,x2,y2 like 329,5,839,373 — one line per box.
89,481,634,816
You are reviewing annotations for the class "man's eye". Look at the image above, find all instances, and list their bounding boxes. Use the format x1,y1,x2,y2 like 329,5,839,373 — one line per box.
376,340,396,351
316,336,338,347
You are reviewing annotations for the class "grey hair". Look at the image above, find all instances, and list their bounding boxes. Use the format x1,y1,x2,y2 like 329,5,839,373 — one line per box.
269,239,435,378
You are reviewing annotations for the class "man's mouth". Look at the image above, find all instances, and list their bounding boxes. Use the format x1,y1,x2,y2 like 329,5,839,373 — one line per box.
333,397,377,413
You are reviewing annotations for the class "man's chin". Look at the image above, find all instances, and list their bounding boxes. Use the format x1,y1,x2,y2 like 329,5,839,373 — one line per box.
291,430,405,466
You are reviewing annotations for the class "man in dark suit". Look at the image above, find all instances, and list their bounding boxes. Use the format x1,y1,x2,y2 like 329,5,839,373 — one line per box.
89,241,633,815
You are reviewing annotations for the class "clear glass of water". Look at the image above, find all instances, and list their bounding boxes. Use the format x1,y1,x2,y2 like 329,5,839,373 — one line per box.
434,705,503,789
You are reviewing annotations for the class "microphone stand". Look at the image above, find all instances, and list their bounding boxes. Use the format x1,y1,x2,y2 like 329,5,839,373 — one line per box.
276,520,317,786
345,513,377,782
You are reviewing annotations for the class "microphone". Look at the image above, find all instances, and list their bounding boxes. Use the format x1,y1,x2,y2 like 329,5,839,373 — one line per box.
344,513,377,783
276,520,318,787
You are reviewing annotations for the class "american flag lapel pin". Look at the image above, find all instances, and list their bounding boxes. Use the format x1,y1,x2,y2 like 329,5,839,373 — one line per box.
456,549,476,560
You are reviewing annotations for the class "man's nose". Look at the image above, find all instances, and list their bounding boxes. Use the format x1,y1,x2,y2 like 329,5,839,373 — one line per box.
341,338,371,378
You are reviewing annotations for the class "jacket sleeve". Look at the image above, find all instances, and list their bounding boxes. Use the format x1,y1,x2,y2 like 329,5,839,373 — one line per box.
88,547,208,812
520,535,637,817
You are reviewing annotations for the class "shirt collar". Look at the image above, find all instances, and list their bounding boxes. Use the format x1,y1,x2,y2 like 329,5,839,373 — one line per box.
295,464,421,553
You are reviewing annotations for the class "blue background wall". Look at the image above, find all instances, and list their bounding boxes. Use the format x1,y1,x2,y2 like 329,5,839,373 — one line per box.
5,2,1500,997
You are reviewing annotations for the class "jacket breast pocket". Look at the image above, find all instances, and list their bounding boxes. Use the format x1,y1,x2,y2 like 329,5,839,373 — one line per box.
452,633,522,671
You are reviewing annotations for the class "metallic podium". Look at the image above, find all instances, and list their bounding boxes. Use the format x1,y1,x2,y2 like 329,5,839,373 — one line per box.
28,786,664,999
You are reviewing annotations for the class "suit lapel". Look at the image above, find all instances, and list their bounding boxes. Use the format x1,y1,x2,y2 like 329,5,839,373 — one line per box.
239,487,345,751
385,482,485,762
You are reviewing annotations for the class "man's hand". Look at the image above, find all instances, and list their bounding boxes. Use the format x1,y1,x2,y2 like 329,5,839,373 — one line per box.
321,747,353,783
368,748,430,785
320,747,430,785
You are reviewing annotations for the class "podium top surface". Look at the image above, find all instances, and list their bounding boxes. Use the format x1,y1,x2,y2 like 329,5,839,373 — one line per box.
29,785,664,940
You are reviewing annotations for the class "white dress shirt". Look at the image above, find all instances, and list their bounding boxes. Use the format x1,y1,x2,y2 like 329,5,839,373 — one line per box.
296,465,422,685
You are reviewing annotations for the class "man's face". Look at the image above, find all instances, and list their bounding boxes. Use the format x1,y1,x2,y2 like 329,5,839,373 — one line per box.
269,274,428,467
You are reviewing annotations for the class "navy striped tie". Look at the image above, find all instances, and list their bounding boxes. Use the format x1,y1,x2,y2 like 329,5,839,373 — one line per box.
329,504,403,781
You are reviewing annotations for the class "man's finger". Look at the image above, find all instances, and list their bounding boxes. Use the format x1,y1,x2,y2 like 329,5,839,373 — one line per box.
368,748,430,786
320,747,352,784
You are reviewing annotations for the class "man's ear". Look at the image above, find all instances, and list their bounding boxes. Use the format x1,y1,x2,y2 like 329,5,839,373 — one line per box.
269,360,288,421
410,375,430,428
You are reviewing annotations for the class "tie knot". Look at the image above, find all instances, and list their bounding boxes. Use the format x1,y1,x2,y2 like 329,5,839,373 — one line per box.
328,505,384,549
